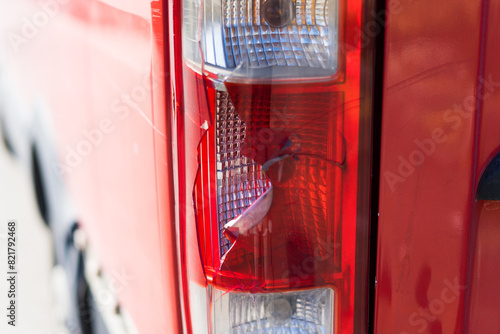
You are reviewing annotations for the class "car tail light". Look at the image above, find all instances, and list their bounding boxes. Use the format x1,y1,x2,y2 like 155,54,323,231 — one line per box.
169,0,376,332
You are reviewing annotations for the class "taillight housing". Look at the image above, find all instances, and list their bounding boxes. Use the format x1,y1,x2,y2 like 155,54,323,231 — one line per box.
169,0,376,331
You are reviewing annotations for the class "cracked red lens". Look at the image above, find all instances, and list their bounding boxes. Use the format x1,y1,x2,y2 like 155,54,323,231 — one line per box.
211,83,345,290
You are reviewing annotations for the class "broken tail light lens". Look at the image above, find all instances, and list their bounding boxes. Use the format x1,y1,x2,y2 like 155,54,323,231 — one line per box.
170,0,375,332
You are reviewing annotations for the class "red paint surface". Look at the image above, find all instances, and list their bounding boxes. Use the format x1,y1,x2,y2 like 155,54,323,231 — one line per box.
1,0,181,332
375,0,498,333
468,1,500,332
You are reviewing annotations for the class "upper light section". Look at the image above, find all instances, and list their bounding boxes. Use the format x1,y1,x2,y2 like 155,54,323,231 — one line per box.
183,0,339,80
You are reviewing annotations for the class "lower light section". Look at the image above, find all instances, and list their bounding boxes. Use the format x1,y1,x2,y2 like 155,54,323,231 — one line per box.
211,287,335,334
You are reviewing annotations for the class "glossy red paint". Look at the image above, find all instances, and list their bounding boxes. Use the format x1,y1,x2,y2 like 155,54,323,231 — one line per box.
1,0,181,332
375,0,493,333
81,2,182,332
468,1,500,332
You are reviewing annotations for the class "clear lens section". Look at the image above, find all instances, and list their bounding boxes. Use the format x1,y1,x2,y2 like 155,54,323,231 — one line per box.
183,0,339,78
216,91,270,255
212,287,335,333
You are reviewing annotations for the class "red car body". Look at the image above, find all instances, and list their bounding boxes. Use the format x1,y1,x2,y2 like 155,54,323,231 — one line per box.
1,0,499,333
376,1,500,333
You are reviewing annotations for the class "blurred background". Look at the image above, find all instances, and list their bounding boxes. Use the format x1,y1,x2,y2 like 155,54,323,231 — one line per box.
0,133,63,334
0,1,162,333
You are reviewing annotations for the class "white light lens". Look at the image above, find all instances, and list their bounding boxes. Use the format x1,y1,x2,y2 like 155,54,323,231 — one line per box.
183,0,339,79
211,287,335,333
215,90,271,255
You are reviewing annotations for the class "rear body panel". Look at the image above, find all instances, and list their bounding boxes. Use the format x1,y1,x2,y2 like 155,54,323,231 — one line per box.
468,1,500,332
375,0,500,333
0,0,181,332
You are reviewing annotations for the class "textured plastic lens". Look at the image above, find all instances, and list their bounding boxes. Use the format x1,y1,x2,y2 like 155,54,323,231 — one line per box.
212,287,335,333
216,91,271,255
194,82,344,287
194,87,273,267
210,83,344,290
222,0,335,70
182,0,339,78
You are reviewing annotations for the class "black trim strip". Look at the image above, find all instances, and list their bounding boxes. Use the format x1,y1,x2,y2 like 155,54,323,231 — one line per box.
367,0,386,331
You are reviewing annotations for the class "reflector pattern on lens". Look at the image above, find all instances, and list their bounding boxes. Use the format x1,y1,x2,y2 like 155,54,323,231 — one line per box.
212,287,335,334
222,0,334,69
231,90,342,259
216,91,270,255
